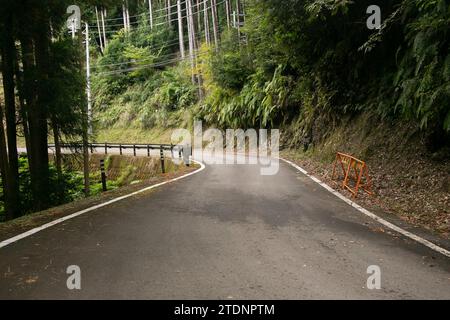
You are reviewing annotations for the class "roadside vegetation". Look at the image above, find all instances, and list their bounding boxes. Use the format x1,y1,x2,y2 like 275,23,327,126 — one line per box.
0,154,183,221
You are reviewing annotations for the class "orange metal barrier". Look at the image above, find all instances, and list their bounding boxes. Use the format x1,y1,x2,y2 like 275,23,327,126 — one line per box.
332,152,373,198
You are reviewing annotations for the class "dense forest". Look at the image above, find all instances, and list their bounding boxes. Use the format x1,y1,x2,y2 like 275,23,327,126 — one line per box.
1,0,449,221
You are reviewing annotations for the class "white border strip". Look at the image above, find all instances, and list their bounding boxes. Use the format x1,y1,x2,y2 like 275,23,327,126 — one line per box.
281,158,450,258
0,161,206,249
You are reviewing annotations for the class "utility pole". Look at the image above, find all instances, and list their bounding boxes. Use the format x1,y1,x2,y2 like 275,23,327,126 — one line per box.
85,23,92,135
82,23,91,196
177,0,185,58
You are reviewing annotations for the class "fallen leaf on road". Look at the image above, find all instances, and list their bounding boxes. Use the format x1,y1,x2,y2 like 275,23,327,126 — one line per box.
25,276,39,284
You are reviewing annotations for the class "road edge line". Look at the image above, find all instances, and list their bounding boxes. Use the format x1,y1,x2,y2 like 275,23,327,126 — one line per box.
280,158,450,258
0,160,206,250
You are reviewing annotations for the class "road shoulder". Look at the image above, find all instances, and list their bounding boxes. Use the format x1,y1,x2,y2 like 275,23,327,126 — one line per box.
0,164,200,243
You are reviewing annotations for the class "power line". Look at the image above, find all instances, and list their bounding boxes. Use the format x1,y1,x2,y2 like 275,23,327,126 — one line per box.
95,0,187,23
89,30,209,63
91,51,180,69
90,7,188,29
91,23,258,70
88,0,251,76
92,33,262,76
93,49,211,76
89,0,227,33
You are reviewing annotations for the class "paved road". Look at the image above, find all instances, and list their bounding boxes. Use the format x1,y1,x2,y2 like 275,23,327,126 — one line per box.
1,159,450,299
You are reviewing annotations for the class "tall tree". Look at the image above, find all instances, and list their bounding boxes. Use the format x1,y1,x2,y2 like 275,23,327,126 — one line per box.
210,0,219,47
95,6,104,53
0,101,12,220
177,0,185,58
148,0,154,29
0,1,20,219
29,0,52,210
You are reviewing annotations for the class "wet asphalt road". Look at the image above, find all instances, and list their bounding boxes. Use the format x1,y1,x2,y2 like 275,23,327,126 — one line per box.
0,160,449,299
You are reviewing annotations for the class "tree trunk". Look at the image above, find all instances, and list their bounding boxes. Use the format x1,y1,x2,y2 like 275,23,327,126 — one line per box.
0,11,20,219
203,0,210,44
51,117,62,181
123,2,128,32
0,103,12,220
29,2,51,211
95,7,104,53
148,0,154,29
235,0,240,41
14,48,32,158
17,0,37,191
101,8,107,46
177,0,185,58
125,0,131,30
225,0,231,29
167,0,172,27
187,0,196,84
196,0,201,37
210,0,219,47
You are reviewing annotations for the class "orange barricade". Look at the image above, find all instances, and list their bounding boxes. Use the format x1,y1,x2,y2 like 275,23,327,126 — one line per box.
332,153,373,198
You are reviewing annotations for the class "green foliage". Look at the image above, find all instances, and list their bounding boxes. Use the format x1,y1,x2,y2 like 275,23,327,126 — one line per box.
92,0,450,150
232,0,450,138
48,39,86,139
393,0,450,131
199,63,296,129
95,63,196,130
91,14,197,131
92,20,177,101
0,156,86,218
209,33,253,91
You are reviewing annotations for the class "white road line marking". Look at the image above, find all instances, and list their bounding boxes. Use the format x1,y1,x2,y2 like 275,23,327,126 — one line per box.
281,158,450,258
0,161,206,249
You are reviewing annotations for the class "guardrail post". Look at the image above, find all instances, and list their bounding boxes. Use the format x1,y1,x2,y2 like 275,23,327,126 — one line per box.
105,142,108,155
133,144,136,157
100,159,107,192
171,144,174,158
119,144,122,155
183,144,191,167
147,144,150,157
160,146,165,174
90,144,94,154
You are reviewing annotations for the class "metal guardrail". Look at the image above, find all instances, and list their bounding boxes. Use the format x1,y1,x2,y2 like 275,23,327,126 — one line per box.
48,142,183,157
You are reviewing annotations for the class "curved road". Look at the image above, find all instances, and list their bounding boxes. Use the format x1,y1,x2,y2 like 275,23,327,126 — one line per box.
1,159,450,299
